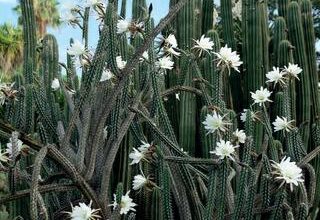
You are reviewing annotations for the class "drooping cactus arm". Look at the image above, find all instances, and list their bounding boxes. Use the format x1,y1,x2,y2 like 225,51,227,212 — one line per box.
0,120,105,218
61,0,191,153
0,183,76,204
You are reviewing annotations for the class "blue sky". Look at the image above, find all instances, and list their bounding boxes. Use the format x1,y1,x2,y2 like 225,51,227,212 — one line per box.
0,0,169,63
1,0,319,63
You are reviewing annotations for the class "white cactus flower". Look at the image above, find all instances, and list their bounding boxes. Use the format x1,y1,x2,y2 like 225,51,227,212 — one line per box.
138,141,151,153
240,109,248,123
250,87,272,106
284,63,302,80
165,34,178,48
162,34,180,56
266,67,286,86
156,56,174,70
139,51,149,62
66,201,101,220
175,93,180,101
193,35,214,56
232,0,242,20
213,8,219,27
132,174,148,190
272,116,294,132
60,11,78,25
214,45,243,73
116,56,127,70
271,156,304,191
103,126,108,139
117,19,130,34
166,47,181,56
210,140,238,161
110,191,137,215
202,111,230,134
67,40,87,56
129,148,144,165
51,78,60,91
100,69,113,82
6,138,24,159
233,129,246,144
240,109,257,123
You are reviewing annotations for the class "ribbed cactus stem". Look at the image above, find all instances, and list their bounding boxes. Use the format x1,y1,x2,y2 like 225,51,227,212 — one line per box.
287,1,311,146
278,0,290,18
273,17,287,65
278,40,296,119
217,160,228,220
177,0,197,155
201,0,213,33
301,0,320,122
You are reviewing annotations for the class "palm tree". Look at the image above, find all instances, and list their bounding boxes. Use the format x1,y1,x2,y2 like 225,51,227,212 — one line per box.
14,0,61,37
0,23,23,76
0,0,61,76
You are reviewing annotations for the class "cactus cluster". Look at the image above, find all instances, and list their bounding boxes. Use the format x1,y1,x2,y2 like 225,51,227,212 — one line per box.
0,0,320,219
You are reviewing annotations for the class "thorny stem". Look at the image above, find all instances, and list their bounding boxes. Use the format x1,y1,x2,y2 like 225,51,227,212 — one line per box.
61,0,191,156
0,121,105,219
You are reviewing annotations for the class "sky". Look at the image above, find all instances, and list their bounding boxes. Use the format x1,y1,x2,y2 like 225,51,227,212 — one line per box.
1,0,319,63
0,0,169,63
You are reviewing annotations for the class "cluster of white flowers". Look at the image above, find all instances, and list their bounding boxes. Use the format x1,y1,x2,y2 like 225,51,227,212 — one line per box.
155,34,181,72
250,63,302,107
271,157,304,191
284,63,302,79
66,201,101,220
129,141,151,165
110,191,137,215
266,63,302,87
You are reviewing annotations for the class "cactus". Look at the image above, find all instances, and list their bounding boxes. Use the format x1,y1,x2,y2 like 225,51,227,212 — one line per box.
273,17,287,65
287,1,311,146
